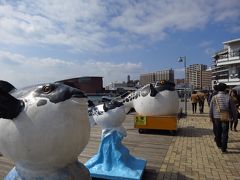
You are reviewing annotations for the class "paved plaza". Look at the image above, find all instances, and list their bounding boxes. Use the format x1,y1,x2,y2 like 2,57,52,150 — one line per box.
158,106,240,180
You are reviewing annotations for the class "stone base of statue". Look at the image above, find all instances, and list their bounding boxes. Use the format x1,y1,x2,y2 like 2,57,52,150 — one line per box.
5,160,91,180
85,130,146,180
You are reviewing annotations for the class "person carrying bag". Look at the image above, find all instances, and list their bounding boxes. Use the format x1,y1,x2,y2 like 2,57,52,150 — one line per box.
215,96,230,122
209,83,238,153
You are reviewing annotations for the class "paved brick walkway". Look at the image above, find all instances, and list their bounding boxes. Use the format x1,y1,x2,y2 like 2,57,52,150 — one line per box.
158,110,240,180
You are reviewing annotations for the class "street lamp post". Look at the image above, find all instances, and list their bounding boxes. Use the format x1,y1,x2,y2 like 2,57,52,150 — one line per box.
178,56,187,116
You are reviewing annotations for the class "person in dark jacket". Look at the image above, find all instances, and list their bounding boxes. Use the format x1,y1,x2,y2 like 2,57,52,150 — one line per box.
197,91,205,113
229,89,240,131
209,83,238,153
208,85,219,106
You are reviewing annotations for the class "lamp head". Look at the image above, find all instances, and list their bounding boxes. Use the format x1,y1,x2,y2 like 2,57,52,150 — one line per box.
178,57,183,62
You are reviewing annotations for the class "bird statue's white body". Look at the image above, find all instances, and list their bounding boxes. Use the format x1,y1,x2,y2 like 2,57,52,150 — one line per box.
88,102,126,137
122,82,179,116
0,81,91,180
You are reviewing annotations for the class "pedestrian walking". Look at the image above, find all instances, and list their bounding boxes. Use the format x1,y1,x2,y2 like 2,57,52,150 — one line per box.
209,83,238,153
197,91,205,113
209,85,219,142
191,91,198,114
229,89,240,131
208,85,219,106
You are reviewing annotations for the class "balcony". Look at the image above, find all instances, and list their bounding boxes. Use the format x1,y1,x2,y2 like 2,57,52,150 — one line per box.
215,50,240,66
212,77,240,86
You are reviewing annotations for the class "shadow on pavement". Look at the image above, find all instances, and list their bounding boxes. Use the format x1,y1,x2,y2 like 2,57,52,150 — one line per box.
226,151,240,154
228,147,240,151
137,129,177,136
176,126,213,137
92,168,193,180
136,127,214,137
142,168,193,180
228,139,240,143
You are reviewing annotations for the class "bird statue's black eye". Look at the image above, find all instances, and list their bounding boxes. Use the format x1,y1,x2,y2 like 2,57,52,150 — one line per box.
42,85,53,94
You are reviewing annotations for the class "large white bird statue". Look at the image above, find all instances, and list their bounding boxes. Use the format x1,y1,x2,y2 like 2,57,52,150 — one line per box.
122,80,179,116
0,80,91,180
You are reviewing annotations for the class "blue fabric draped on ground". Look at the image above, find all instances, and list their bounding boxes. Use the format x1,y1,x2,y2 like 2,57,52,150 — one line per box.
85,130,146,180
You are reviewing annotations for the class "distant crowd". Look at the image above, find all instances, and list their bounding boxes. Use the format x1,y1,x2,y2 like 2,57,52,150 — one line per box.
191,83,239,153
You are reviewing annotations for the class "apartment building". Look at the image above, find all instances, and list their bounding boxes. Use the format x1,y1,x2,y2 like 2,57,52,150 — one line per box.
139,69,174,86
212,38,240,87
186,64,207,89
139,72,155,86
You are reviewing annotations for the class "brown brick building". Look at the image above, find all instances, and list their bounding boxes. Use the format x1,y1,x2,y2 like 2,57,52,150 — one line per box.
201,70,212,90
58,76,103,94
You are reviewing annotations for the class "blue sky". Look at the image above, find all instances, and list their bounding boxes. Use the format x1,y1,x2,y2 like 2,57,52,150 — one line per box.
0,0,239,88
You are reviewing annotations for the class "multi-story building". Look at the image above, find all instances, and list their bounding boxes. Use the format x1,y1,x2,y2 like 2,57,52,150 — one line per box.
201,69,212,90
140,69,174,86
212,38,240,87
139,72,155,85
186,64,207,89
155,69,174,82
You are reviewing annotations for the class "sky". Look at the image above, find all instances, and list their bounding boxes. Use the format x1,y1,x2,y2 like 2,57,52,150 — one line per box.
0,0,240,88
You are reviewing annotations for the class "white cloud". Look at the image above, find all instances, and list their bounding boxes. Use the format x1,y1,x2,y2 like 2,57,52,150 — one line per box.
198,41,212,48
3,0,240,91
109,1,210,37
0,0,239,52
0,50,143,88
212,0,240,22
